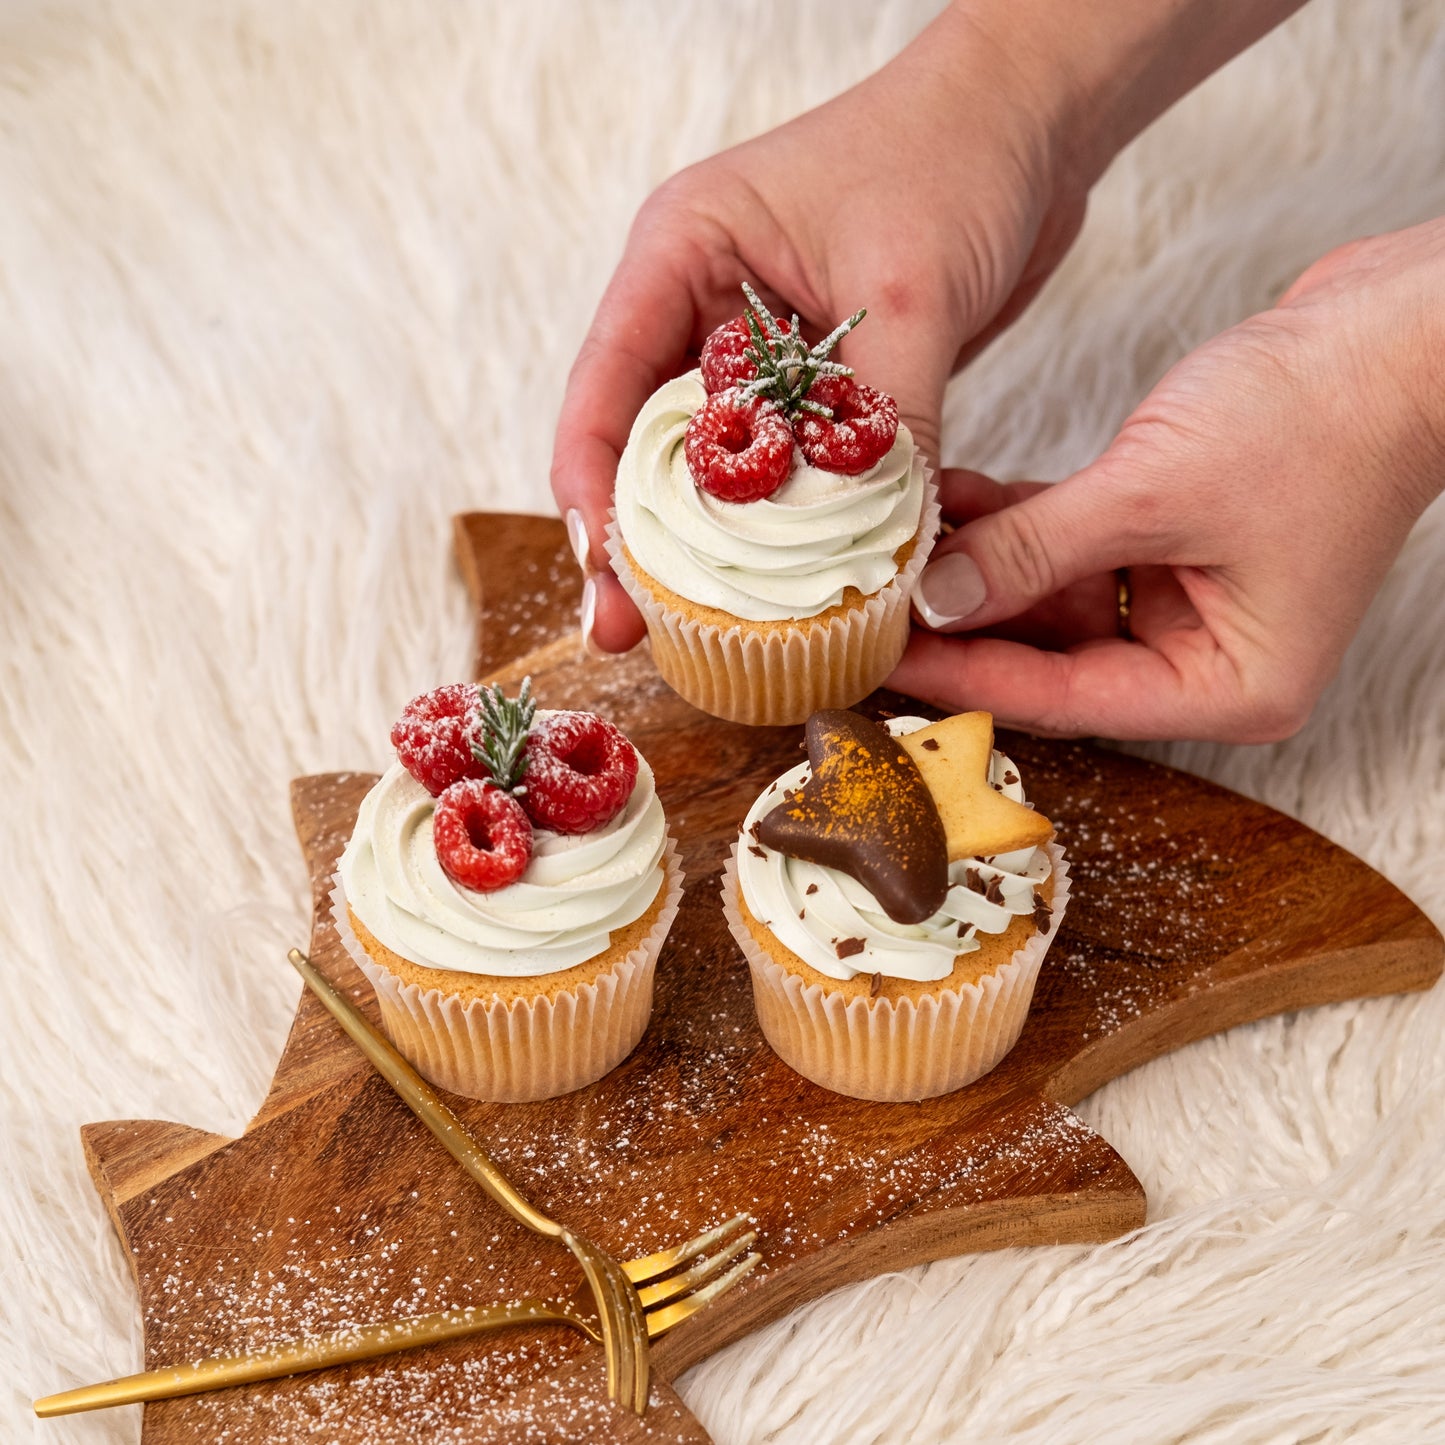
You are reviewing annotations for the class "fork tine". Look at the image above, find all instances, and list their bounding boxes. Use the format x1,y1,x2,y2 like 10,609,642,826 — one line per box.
637,1230,757,1309
587,1245,648,1415
623,1213,752,1285
571,1245,631,1410
644,1253,761,1339
601,1252,650,1414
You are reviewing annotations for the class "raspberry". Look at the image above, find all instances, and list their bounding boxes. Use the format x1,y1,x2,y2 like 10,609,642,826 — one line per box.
432,779,533,892
699,313,791,393
391,684,487,797
684,390,794,502
522,712,639,835
794,376,900,475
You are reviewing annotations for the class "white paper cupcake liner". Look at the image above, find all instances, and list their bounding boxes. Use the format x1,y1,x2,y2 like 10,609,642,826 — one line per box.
605,468,939,726
330,839,683,1102
721,840,1071,1102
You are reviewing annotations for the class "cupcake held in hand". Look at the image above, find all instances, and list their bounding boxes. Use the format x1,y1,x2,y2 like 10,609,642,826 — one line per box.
334,680,683,1102
609,284,938,726
722,709,1069,1101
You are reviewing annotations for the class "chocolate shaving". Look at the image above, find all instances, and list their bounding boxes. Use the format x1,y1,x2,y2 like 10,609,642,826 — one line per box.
984,874,1004,905
1003,770,1019,785
956,920,971,938
1032,894,1053,932
964,867,986,896
869,971,883,997
805,882,818,895
755,710,948,925
920,738,940,752
748,845,767,859
798,908,806,919
835,936,866,959
748,821,761,842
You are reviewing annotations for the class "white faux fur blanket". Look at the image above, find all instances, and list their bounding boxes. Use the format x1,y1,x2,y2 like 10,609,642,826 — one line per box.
3,2,1443,1441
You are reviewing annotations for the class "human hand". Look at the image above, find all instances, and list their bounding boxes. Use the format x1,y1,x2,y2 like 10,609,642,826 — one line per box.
550,3,1091,651
891,218,1445,742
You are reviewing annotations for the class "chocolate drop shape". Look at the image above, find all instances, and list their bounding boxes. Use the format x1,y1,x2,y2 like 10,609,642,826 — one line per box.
756,710,949,925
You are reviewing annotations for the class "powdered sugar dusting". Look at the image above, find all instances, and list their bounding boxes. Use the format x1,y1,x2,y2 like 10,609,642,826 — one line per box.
99,724,1369,1435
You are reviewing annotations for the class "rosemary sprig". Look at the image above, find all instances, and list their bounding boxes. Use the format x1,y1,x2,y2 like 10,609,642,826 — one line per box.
472,677,535,793
737,281,865,419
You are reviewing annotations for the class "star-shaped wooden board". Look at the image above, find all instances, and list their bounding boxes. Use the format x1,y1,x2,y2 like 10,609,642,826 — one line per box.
73,512,1442,1443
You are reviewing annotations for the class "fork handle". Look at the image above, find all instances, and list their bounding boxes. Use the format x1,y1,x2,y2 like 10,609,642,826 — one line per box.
33,1300,579,1417
288,949,558,1239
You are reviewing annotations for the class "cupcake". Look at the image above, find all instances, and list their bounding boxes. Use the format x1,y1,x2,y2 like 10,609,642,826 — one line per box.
333,679,682,1102
721,708,1068,1102
608,284,938,726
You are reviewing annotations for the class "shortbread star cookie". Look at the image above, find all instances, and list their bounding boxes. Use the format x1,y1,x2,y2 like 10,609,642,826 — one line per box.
897,712,1053,862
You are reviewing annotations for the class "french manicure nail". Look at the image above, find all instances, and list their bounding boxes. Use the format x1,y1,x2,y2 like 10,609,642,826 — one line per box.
914,553,987,630
580,575,606,659
565,508,591,573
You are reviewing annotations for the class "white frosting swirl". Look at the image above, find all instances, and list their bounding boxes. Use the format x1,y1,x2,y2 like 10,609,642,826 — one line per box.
737,718,1051,983
614,370,925,622
339,750,668,978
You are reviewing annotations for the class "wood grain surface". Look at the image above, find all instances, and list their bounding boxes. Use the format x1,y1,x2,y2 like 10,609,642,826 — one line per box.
72,511,1442,1444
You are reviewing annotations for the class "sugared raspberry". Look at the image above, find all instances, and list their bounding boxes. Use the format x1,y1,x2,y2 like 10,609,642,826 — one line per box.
522,712,639,835
391,684,487,797
794,376,900,475
684,390,794,502
432,779,533,892
699,313,791,393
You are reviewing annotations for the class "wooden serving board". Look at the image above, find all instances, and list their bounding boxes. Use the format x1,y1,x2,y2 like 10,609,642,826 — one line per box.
77,512,1442,1444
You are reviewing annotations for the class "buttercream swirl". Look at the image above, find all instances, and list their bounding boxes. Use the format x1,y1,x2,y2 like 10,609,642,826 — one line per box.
339,746,668,978
614,370,925,622
737,718,1050,982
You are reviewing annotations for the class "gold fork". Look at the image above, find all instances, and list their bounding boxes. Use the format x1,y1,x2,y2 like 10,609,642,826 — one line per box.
36,950,759,1420
283,948,657,1414
33,1223,759,1417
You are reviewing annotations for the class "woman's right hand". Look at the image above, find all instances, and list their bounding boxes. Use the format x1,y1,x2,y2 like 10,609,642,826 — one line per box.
550,2,1090,650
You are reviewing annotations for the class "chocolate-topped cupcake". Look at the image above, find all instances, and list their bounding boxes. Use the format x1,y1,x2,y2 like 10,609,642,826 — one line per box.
721,709,1069,1101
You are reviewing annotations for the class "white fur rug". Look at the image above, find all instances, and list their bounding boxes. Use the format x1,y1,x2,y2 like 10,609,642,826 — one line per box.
4,2,1444,1441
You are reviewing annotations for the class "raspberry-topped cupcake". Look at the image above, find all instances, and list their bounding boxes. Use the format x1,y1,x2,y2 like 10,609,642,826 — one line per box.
609,285,938,726
721,708,1069,1101
334,680,682,1102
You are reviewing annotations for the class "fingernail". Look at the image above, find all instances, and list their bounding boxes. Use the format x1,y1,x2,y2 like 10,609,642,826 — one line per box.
915,553,987,630
580,575,606,659
565,508,591,573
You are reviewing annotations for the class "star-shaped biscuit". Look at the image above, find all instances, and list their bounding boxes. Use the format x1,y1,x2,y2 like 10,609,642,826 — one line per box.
896,712,1053,862
756,710,948,925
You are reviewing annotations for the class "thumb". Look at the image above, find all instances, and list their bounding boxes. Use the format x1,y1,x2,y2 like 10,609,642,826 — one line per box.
913,464,1158,632
835,298,951,467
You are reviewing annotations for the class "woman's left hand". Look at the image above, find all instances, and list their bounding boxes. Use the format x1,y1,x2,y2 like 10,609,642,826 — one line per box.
890,217,1445,742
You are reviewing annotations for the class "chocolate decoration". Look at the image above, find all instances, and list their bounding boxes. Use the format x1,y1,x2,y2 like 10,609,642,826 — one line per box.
757,710,949,925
